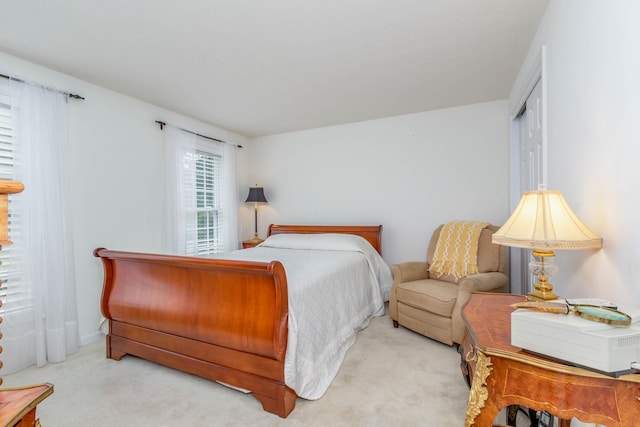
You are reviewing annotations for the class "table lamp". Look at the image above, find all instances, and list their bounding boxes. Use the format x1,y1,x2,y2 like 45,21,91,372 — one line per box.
245,186,268,244
492,184,602,300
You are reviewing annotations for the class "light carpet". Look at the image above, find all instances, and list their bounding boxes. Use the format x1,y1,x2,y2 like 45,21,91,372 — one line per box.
3,309,522,426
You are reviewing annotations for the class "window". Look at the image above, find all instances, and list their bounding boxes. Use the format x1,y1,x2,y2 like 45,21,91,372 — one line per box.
165,125,238,255
184,142,224,256
0,78,26,310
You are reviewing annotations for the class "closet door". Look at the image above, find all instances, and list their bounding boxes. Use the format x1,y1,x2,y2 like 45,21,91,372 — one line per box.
521,78,544,193
516,78,544,294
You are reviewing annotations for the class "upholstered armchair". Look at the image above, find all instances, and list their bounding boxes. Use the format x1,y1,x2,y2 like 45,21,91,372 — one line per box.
389,223,508,346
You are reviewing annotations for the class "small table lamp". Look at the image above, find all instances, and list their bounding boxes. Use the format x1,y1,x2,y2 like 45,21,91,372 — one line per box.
245,186,268,244
492,185,602,300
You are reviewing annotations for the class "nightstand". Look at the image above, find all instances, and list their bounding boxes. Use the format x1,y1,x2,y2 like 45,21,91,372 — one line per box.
460,293,640,427
242,239,263,249
0,383,54,427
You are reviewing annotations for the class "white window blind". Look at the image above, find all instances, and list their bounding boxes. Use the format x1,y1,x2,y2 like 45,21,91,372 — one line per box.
0,78,26,310
184,143,224,256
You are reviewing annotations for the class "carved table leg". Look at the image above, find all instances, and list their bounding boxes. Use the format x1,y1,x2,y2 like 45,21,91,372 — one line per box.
465,352,494,427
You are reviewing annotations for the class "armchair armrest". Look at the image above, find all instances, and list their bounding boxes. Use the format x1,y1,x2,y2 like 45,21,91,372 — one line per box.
451,272,509,344
458,272,509,293
389,261,429,323
391,261,429,284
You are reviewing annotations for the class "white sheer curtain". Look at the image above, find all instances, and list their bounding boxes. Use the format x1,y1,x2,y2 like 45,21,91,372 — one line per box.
2,78,79,374
164,126,196,253
163,125,239,254
222,142,240,251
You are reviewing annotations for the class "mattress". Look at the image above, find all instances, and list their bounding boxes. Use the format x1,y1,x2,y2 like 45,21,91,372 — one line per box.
214,233,392,399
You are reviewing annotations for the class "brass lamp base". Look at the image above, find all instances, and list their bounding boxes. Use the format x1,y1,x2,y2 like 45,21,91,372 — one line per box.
527,249,559,301
528,287,558,301
248,206,262,244
247,233,263,244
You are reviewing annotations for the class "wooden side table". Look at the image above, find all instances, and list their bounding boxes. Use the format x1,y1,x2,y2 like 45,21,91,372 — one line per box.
461,292,640,427
0,383,53,426
242,239,263,249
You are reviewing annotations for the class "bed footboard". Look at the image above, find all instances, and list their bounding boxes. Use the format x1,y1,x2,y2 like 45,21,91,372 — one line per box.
93,248,295,417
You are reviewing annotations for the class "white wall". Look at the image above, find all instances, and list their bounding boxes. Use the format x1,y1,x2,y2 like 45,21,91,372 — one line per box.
510,0,640,305
249,100,510,267
0,51,250,345
0,42,513,347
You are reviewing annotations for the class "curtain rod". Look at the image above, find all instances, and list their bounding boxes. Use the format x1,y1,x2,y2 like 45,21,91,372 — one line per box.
155,120,243,148
0,73,85,100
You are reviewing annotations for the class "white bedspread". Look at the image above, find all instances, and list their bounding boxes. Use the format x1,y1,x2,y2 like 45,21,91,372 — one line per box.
212,233,392,399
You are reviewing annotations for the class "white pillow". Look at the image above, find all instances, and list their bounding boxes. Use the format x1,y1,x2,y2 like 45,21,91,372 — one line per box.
258,233,371,253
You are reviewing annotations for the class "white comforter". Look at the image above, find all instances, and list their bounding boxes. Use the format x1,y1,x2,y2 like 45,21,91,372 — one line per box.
213,233,392,399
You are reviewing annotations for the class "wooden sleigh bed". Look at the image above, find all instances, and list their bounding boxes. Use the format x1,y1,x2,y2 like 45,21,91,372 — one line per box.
94,224,385,418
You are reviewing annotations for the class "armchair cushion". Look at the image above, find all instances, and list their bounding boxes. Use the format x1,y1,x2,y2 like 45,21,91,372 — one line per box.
396,279,457,318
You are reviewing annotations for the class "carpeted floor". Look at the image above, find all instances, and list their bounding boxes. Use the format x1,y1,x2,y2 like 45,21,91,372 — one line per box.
3,309,523,426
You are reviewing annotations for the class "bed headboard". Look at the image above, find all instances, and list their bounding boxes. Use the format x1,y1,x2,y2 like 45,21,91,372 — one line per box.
267,224,383,254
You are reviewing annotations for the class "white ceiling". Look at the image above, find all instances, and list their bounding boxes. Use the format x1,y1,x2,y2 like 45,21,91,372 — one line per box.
0,0,548,138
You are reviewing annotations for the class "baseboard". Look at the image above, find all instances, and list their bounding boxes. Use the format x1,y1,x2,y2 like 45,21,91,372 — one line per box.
80,331,104,346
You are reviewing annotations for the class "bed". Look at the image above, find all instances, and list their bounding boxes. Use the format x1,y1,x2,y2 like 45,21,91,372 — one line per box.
94,224,391,418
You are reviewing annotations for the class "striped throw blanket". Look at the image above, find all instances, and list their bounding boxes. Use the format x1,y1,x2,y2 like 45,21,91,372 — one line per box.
428,221,489,280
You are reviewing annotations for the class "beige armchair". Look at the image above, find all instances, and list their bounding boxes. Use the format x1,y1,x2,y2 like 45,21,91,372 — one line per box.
389,223,508,346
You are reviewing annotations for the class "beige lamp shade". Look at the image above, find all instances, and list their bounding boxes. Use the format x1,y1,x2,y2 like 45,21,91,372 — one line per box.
492,188,602,250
